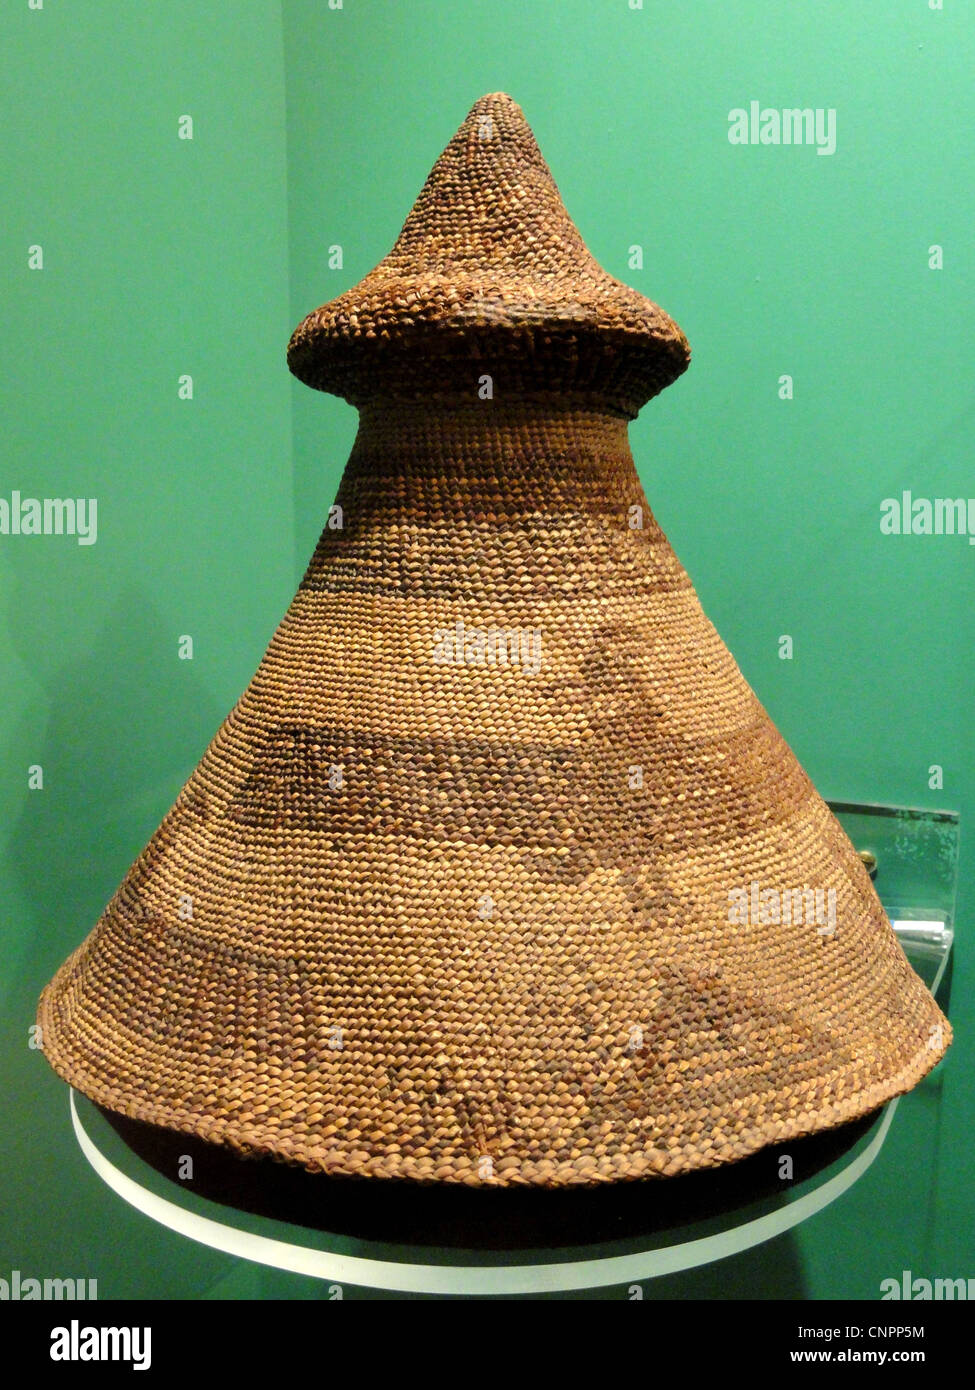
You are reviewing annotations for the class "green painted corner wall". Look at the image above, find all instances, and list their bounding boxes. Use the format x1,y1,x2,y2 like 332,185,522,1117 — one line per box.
1,0,971,1298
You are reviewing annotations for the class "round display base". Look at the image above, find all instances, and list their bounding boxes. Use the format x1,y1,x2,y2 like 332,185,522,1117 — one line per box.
70,1089,894,1296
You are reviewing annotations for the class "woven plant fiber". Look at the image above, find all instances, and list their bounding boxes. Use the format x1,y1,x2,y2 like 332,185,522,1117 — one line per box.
39,93,950,1187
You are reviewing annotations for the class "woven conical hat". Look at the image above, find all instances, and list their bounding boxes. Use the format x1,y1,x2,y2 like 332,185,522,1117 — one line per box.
39,94,949,1186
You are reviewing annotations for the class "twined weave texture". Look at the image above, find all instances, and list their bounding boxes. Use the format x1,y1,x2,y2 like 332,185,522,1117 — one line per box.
39,94,950,1185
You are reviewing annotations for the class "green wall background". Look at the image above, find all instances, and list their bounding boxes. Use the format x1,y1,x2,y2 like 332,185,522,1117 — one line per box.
1,0,971,1298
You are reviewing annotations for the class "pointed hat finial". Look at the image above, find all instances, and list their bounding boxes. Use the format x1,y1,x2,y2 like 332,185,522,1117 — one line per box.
287,93,690,416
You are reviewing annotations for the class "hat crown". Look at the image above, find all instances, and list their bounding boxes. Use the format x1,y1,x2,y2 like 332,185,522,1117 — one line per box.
286,93,691,415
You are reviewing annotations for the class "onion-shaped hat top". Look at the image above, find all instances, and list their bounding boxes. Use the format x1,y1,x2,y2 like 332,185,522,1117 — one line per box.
286,91,690,415
39,93,949,1186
